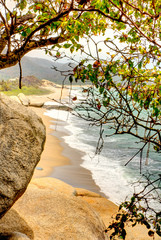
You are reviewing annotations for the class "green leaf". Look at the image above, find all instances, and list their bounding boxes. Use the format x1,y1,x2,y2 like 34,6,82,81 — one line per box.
6,13,10,21
21,31,27,37
50,22,54,31
70,46,74,53
26,27,31,34
63,43,72,48
99,86,104,94
74,35,79,41
103,98,110,107
138,61,142,69
128,59,133,68
18,26,24,31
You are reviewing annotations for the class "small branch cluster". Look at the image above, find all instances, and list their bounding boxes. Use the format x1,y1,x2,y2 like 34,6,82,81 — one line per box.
106,173,161,239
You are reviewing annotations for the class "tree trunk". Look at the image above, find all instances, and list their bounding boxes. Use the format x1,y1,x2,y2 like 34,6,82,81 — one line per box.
18,59,22,89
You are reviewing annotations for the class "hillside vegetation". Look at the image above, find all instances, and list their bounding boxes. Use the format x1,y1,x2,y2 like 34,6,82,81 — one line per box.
0,76,51,96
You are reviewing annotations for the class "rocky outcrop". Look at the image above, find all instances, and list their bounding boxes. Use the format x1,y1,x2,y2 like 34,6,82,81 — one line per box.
0,94,46,218
0,232,31,240
29,101,44,107
0,177,159,240
10,94,44,108
0,178,107,240
10,96,21,104
18,93,30,106
9,94,72,110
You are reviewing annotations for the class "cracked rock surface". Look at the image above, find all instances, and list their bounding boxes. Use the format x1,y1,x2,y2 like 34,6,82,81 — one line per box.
0,94,46,218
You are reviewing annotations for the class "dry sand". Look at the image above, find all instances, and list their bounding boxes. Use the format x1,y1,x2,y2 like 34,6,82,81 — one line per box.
32,107,70,178
31,85,71,178
31,84,103,195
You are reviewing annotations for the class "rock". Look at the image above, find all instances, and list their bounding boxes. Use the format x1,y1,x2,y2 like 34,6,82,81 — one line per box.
17,93,30,106
76,190,161,240
10,96,21,104
75,188,103,198
0,208,34,239
29,102,44,107
35,166,43,171
10,95,44,108
1,232,31,240
0,94,46,218
43,104,72,111
76,188,118,233
31,177,77,196
0,178,107,240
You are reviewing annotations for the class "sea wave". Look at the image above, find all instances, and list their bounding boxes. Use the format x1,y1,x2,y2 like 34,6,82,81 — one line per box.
44,88,161,208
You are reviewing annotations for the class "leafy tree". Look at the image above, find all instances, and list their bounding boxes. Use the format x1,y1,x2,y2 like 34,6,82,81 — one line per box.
0,0,115,69
53,33,161,237
0,0,161,238
0,0,116,86
50,1,161,238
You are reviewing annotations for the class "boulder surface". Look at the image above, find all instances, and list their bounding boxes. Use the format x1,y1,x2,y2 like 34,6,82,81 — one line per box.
0,178,107,240
18,93,30,106
0,94,46,218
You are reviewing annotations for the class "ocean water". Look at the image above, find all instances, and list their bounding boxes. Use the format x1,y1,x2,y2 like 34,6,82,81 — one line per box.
44,88,161,206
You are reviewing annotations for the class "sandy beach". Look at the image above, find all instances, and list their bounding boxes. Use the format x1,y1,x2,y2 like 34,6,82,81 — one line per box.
30,84,103,195
30,85,70,178
29,84,160,240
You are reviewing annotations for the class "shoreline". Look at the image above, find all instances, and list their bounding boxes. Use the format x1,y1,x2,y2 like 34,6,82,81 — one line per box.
50,119,106,197
32,105,105,197
31,107,70,178
30,85,104,197
26,85,160,239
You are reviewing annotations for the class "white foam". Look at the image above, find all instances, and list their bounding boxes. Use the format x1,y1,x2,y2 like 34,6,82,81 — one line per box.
44,101,59,106
61,113,136,204
44,109,70,122
43,88,161,208
43,101,138,204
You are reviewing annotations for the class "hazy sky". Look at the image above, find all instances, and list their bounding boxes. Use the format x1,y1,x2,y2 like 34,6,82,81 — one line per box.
26,49,53,60
26,33,114,62
6,0,15,9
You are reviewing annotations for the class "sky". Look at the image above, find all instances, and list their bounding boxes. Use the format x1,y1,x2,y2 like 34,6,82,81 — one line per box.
26,34,111,62
26,49,53,60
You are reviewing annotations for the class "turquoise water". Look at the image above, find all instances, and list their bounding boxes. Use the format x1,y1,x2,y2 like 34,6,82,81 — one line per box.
44,88,161,208
64,110,160,203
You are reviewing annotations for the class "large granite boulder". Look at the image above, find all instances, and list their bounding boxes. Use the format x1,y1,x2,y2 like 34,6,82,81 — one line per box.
0,177,159,240
0,94,46,218
0,178,107,240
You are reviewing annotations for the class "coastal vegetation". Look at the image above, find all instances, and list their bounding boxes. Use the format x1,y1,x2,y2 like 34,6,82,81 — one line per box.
0,0,160,239
0,76,51,95
1,85,51,96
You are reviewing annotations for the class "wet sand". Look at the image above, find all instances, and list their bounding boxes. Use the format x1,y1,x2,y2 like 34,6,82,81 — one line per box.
31,85,104,196
50,120,105,196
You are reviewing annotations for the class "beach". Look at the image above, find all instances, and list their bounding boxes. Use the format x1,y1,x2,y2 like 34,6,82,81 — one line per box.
30,85,103,195
29,84,160,240
28,85,120,235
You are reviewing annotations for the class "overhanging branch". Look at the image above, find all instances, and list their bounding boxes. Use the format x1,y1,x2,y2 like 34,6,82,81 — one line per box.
0,35,67,69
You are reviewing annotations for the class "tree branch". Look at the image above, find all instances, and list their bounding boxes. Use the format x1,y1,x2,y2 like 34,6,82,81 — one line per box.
0,35,67,69
19,7,72,51
73,7,127,23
